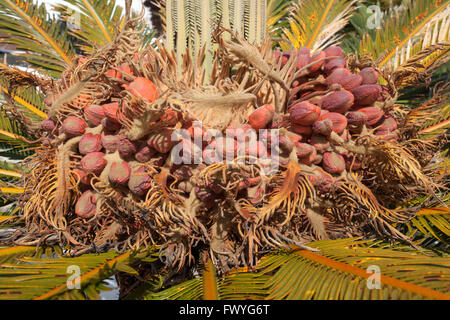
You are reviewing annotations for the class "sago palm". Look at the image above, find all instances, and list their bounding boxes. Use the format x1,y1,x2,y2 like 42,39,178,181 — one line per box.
0,0,448,300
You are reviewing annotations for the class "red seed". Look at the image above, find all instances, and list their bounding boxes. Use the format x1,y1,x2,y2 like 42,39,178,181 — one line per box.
116,63,133,79
84,105,105,126
128,77,159,103
318,113,347,134
291,124,312,136
346,111,368,126
175,139,203,162
308,168,337,192
75,190,97,219
248,104,275,130
285,131,303,144
357,107,384,126
322,152,346,174
119,139,138,159
340,74,363,91
109,161,131,185
290,101,321,126
135,146,156,163
342,153,362,171
79,133,102,155
102,102,120,122
81,152,107,174
312,119,333,136
297,144,317,165
309,51,326,72
376,131,398,141
128,166,152,195
161,109,179,126
74,169,92,186
173,165,194,180
238,177,262,190
323,58,346,74
375,116,397,134
101,118,121,132
279,135,294,154
296,54,312,70
215,137,238,159
313,153,323,165
294,142,315,158
298,47,311,56
246,140,268,158
61,116,86,136
377,85,390,101
195,186,214,204
320,90,354,114
39,119,56,132
359,67,379,85
101,135,121,152
326,68,351,86
274,51,289,67
324,45,344,58
147,130,174,153
352,84,382,106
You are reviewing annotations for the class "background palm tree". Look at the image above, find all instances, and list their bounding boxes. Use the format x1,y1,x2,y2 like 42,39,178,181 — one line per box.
0,0,448,300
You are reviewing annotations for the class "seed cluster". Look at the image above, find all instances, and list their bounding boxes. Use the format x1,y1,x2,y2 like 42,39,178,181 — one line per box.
23,25,439,270
262,46,397,191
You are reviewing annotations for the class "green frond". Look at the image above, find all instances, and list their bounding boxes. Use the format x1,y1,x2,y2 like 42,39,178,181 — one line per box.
281,0,357,52
0,0,76,77
419,117,450,135
137,238,450,300
218,268,270,300
164,0,267,79
147,277,203,300
266,0,293,38
359,0,450,72
0,246,36,264
0,216,19,227
145,267,270,300
259,238,450,300
0,161,23,179
404,83,449,135
0,109,33,149
52,0,124,55
0,78,47,121
145,258,218,300
405,207,450,245
0,247,157,300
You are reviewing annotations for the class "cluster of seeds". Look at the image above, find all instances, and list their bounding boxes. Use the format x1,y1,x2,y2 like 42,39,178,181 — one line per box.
39,61,167,219
20,22,438,270
231,45,398,193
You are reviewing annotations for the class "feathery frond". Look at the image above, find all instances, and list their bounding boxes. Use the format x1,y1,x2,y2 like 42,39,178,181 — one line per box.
281,0,357,52
0,0,76,77
266,0,293,38
404,82,449,135
0,247,156,300
406,207,450,245
138,238,450,300
359,0,450,74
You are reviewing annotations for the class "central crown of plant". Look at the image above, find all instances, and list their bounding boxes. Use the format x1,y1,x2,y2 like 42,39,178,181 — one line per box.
17,12,442,272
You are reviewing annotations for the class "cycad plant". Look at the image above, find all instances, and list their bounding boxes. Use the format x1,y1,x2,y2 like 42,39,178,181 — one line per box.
0,0,448,300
